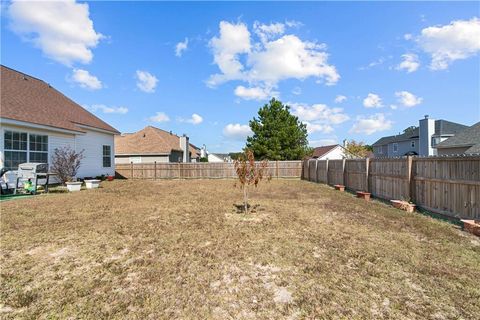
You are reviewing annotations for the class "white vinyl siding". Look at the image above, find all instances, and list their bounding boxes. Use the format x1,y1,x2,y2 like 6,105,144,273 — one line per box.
74,128,115,177
1,123,115,178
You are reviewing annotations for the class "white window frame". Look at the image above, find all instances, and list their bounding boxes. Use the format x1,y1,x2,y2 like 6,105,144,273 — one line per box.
393,143,398,153
103,145,112,167
378,146,383,154
3,129,49,170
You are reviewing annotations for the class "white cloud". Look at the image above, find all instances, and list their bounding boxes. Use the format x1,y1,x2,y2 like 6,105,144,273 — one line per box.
309,139,337,147
85,104,128,114
292,87,302,95
350,114,393,135
290,103,349,124
404,33,413,40
395,91,423,107
416,17,480,70
334,95,347,103
136,70,158,93
290,102,349,134
179,113,203,125
223,123,252,140
396,53,420,73
71,69,102,90
207,21,339,90
303,122,334,134
175,38,188,57
149,112,170,123
247,35,339,86
363,93,383,108
207,21,251,86
359,57,388,70
8,0,103,66
390,104,398,110
253,21,285,43
234,85,273,100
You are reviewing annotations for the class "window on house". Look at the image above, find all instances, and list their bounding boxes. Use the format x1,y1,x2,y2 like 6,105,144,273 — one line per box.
431,137,441,147
378,146,383,154
411,140,415,148
4,131,28,170
29,134,48,163
103,145,111,167
393,143,398,153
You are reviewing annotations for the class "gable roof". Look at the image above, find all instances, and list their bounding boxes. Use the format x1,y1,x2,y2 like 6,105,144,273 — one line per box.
436,122,480,154
372,120,468,147
311,145,339,158
115,126,198,157
372,127,419,147
434,120,468,136
0,65,119,134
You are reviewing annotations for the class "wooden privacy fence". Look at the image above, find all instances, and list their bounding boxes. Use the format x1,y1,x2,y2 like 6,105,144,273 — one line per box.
116,161,302,180
302,156,480,220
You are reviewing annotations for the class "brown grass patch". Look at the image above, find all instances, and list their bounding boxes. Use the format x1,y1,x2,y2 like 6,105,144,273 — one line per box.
1,179,479,319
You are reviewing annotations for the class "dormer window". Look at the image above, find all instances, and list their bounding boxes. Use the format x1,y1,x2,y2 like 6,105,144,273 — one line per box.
393,143,398,153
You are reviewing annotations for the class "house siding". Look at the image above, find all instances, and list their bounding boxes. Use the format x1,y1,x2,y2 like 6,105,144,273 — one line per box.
437,146,471,155
318,146,347,160
0,123,115,178
75,129,115,177
115,155,170,164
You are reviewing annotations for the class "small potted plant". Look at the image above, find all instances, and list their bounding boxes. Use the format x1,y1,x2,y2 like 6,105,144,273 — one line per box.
51,146,84,192
390,199,416,213
66,179,82,192
460,220,480,236
356,191,371,201
84,179,101,189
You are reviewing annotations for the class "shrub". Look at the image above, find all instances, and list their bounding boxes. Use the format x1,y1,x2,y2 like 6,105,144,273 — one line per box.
50,146,84,184
233,149,270,213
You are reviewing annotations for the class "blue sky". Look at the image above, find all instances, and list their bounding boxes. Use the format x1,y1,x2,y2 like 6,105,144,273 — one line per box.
1,1,479,152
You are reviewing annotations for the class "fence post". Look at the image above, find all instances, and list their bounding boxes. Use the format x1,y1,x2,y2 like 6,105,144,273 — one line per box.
154,161,157,180
178,163,181,179
407,156,414,201
365,157,370,192
130,162,133,179
342,158,346,187
276,160,279,179
325,159,329,185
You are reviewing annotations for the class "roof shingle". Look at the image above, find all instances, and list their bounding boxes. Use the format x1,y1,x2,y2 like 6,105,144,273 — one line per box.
436,122,480,154
0,65,119,134
115,126,199,157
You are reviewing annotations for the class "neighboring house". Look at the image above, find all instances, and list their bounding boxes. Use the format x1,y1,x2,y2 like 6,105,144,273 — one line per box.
208,153,232,163
372,115,468,157
114,126,200,164
435,122,480,155
0,65,119,178
310,144,356,160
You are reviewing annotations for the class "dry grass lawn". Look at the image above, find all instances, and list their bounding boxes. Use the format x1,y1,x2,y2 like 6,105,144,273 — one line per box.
1,179,479,319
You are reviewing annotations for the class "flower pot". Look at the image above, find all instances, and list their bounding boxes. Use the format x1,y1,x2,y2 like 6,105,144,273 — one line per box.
107,176,114,181
66,181,82,192
390,200,416,213
85,179,101,189
334,184,345,192
356,191,371,201
461,220,480,237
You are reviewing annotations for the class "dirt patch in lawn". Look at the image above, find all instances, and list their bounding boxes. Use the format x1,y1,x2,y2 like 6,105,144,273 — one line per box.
1,179,479,319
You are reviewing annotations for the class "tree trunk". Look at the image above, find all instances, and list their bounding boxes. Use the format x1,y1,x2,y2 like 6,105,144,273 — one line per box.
243,186,248,214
